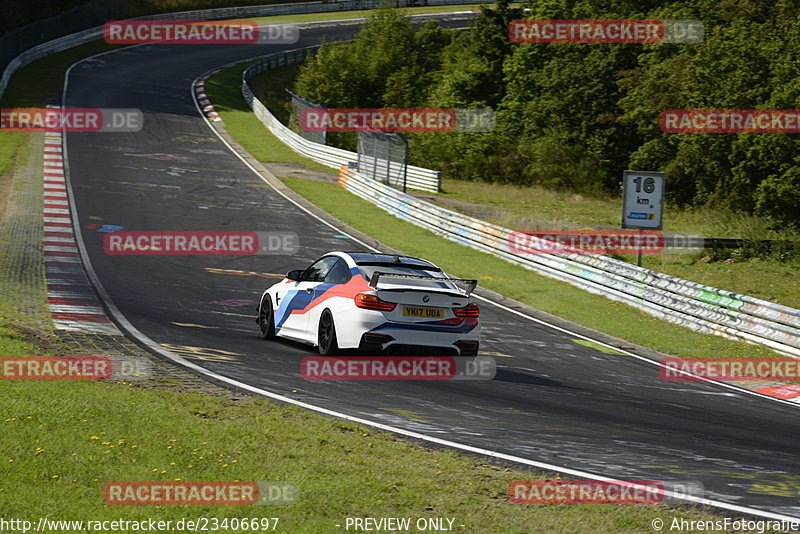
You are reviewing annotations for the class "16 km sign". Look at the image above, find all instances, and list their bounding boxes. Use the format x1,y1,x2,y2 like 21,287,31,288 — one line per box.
622,170,665,230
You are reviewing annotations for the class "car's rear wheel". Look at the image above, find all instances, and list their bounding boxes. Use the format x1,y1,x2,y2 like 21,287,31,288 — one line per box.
258,295,276,339
317,310,339,356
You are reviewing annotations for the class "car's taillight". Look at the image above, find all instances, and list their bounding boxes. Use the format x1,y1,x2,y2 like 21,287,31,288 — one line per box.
452,303,479,317
354,293,397,311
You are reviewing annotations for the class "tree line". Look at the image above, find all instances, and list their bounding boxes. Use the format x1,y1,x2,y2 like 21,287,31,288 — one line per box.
293,0,800,228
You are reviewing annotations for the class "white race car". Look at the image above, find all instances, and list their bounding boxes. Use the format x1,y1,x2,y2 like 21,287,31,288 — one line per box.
256,252,480,356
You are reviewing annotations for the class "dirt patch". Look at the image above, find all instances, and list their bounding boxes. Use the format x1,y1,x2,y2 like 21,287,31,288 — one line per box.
7,322,243,399
11,323,70,356
264,162,338,183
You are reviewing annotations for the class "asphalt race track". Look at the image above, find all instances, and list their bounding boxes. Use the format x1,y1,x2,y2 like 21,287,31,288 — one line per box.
60,14,800,518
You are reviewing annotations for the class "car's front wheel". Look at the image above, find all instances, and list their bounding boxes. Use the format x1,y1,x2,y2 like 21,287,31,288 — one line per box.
317,310,339,356
258,295,276,340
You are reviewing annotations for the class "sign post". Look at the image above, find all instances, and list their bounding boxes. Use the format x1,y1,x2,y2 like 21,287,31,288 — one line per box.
621,170,665,267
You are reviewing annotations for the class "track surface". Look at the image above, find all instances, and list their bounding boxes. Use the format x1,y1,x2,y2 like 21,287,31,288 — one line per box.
62,15,800,517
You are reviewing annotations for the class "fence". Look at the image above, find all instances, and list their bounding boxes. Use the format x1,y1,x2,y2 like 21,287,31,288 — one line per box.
242,46,440,192
357,130,409,191
338,166,800,357
287,89,327,144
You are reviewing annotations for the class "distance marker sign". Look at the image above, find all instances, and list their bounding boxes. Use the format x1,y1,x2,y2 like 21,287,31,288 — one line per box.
621,170,665,230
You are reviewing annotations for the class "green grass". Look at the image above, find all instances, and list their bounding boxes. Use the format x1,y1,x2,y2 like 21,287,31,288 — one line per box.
246,4,487,26
204,62,330,170
0,324,727,532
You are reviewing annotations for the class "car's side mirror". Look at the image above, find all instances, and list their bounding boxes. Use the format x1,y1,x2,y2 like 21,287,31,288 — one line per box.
286,269,304,281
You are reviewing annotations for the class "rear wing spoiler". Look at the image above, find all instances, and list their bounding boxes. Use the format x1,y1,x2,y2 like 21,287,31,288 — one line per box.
368,271,477,297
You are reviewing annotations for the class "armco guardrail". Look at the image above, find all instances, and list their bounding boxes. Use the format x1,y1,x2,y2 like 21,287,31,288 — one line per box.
242,46,441,192
338,166,800,357
0,0,484,100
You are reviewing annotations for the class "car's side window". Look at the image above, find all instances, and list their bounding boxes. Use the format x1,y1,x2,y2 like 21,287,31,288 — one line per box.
301,256,339,282
324,258,352,285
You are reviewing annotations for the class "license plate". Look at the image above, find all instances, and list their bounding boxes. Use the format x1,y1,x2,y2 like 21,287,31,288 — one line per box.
402,306,444,318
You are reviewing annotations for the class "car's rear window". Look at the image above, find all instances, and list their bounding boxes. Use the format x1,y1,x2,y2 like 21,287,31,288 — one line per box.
358,265,457,290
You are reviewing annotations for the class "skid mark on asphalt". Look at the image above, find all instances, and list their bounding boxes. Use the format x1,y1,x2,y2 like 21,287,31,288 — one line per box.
171,322,219,329
480,350,514,358
381,408,436,422
160,343,241,363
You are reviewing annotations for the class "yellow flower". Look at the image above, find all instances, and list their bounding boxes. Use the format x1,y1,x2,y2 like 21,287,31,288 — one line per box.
90,436,99,440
